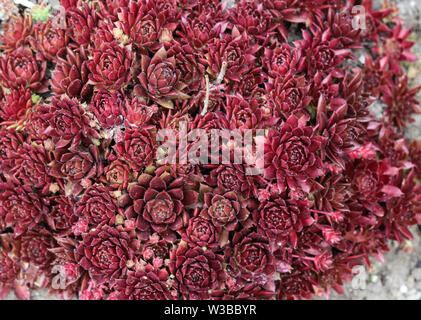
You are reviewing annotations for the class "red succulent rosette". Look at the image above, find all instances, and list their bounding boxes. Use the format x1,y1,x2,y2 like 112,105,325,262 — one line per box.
167,41,208,94
114,265,173,300
253,195,314,248
296,28,352,78
36,96,100,148
0,46,48,93
357,0,393,43
135,46,190,109
382,75,421,130
266,71,311,117
277,272,315,300
101,159,133,191
51,46,93,101
114,127,156,171
264,114,325,193
75,224,140,284
206,27,261,83
373,24,418,74
361,54,392,98
87,41,133,91
8,142,53,195
114,0,178,52
141,233,173,269
89,90,126,129
223,95,264,130
313,7,363,50
20,230,55,271
262,43,305,78
122,96,158,126
0,86,33,124
232,0,276,40
317,98,360,168
31,18,69,60
383,169,421,243
49,145,103,195
0,181,49,237
121,168,198,240
178,14,227,50
313,173,352,215
205,163,267,199
226,230,275,285
0,128,25,172
0,14,33,52
0,248,19,286
169,245,226,299
74,184,122,227
65,3,98,47
181,208,219,250
45,195,76,232
349,158,404,217
200,189,251,233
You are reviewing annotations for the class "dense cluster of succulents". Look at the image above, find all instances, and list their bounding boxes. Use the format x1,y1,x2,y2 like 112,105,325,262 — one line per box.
0,0,421,300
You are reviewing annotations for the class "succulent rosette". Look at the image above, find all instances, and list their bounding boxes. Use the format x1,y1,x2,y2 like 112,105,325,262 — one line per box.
51,46,93,101
115,0,178,52
74,184,122,226
206,27,261,83
65,3,98,46
179,207,219,250
20,230,55,270
101,159,133,191
0,86,32,124
114,266,173,300
121,167,198,240
49,145,103,195
0,181,49,237
349,159,404,216
135,46,190,109
114,127,156,170
87,41,133,91
75,224,140,284
205,163,267,200
8,142,53,195
89,90,126,129
45,195,76,232
31,18,69,60
0,14,33,52
169,245,226,299
226,230,275,284
35,96,100,148
0,128,25,171
0,46,48,93
262,43,305,77
264,115,325,193
200,189,251,233
266,72,311,117
254,195,314,248
296,28,352,78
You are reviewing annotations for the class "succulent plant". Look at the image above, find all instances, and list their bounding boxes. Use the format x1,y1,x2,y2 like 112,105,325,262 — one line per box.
0,0,420,301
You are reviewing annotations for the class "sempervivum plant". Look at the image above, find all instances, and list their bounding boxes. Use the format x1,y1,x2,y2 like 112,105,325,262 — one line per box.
0,46,48,93
0,0,421,301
